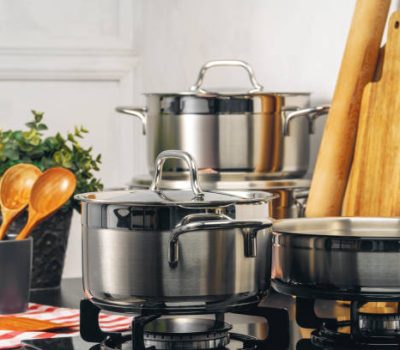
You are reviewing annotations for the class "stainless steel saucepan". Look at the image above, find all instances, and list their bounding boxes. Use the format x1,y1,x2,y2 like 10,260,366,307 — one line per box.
76,150,275,313
272,217,400,301
117,60,329,178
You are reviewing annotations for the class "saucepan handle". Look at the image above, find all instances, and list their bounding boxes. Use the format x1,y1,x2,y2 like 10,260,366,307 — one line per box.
190,60,264,94
293,189,309,218
284,105,330,136
115,106,147,135
168,213,272,268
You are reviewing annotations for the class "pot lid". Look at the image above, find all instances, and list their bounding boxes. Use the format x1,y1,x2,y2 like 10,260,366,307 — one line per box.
144,60,311,98
76,150,276,207
75,188,274,207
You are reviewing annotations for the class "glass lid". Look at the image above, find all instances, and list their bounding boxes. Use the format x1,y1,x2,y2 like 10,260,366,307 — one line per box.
75,150,276,207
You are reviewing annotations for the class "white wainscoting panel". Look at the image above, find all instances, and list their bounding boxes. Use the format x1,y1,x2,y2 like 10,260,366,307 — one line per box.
0,0,135,50
0,0,145,278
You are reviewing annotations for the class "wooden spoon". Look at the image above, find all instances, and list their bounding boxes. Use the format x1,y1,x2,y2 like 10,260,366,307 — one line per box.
0,164,42,240
16,168,76,241
0,315,76,331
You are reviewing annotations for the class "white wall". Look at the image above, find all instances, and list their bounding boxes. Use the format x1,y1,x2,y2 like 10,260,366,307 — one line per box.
0,0,396,278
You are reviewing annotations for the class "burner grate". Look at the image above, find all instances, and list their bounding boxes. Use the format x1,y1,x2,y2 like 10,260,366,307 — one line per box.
80,299,289,350
296,298,400,349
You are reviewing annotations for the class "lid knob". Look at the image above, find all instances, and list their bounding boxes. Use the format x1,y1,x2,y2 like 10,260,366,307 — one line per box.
190,60,264,94
150,150,204,200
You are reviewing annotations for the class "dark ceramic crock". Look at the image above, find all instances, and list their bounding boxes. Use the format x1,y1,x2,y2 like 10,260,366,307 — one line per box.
2,209,73,290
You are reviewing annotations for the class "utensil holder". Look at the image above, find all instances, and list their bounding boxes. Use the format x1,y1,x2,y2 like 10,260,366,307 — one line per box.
0,238,32,314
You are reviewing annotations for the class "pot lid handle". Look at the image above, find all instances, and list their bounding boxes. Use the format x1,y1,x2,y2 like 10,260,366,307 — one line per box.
150,150,205,200
190,60,264,94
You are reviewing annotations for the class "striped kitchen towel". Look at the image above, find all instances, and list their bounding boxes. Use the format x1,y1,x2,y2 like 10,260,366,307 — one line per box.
0,303,132,349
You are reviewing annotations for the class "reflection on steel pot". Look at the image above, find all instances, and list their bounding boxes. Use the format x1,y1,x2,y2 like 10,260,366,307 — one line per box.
76,150,275,313
272,217,400,300
130,173,310,219
116,60,329,178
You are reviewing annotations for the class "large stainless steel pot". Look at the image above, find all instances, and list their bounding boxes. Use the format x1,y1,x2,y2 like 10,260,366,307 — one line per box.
117,60,329,177
272,217,400,301
76,150,275,313
130,172,310,219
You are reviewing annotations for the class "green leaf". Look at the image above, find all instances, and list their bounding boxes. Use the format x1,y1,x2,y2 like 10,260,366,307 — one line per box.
33,110,44,123
67,133,75,142
4,147,19,160
37,123,48,131
53,151,63,164
26,122,36,129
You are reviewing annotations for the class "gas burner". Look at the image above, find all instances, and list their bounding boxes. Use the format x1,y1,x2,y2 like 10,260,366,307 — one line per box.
296,298,400,349
358,311,400,337
143,318,232,349
311,320,400,349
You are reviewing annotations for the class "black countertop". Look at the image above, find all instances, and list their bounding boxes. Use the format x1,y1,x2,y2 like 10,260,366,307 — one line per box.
30,278,83,309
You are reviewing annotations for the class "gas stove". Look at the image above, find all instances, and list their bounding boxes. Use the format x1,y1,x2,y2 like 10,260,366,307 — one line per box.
76,298,289,350
20,291,400,350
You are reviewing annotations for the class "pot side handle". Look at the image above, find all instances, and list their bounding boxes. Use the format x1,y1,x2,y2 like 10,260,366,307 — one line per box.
292,189,309,218
115,106,147,135
168,213,272,268
284,105,330,136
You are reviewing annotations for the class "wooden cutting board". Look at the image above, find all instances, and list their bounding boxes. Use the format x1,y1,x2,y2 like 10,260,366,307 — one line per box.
342,12,400,217
305,0,390,217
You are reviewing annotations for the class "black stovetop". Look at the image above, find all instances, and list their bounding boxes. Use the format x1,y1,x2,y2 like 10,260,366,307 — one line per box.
20,278,387,350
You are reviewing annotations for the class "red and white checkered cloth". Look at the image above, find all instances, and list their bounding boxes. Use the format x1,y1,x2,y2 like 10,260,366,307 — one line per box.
0,303,132,349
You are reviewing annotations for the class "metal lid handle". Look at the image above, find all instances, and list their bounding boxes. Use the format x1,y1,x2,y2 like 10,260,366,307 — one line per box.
150,150,204,200
190,60,264,94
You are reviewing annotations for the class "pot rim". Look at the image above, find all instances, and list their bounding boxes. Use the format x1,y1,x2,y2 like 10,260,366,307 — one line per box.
273,217,400,238
130,174,311,191
142,91,312,98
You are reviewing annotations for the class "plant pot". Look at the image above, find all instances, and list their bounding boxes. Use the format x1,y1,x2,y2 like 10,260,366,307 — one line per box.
2,209,73,290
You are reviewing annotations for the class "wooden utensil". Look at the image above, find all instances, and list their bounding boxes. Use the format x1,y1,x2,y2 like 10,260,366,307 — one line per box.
0,164,42,240
306,0,391,217
15,168,76,241
342,12,400,216
0,316,75,331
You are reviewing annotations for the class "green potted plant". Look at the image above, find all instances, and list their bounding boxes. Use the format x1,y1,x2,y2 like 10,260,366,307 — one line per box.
0,110,103,289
